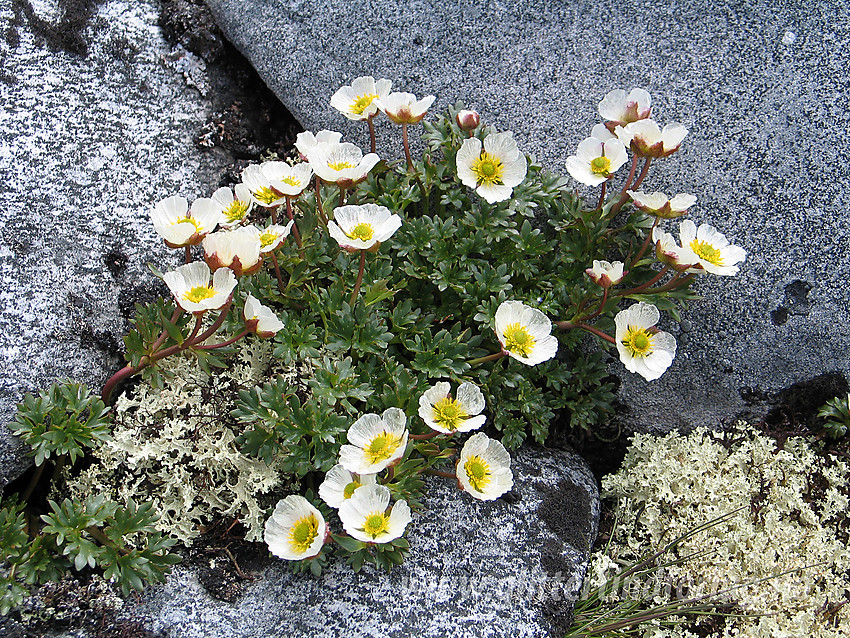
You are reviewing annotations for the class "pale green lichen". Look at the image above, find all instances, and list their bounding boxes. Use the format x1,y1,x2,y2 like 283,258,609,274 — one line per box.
591,423,850,637
65,338,311,544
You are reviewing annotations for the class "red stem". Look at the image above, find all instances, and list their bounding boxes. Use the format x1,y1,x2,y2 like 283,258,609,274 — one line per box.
410,431,441,441
368,114,377,154
609,154,639,216
631,157,652,191
402,122,413,170
640,273,695,295
194,329,250,350
580,287,608,321
555,320,617,344
315,176,328,224
285,196,303,250
631,217,661,266
592,181,607,213
616,265,670,297
270,253,286,293
350,250,367,305
184,246,192,264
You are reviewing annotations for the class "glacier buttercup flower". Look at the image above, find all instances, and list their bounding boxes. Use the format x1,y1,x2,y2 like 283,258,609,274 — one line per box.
318,464,377,509
418,381,486,434
261,161,314,197
339,407,409,475
377,92,436,125
338,484,411,543
586,260,626,287
627,190,696,219
295,130,343,160
307,142,380,188
328,203,401,252
456,109,480,131
456,132,527,204
330,76,392,121
243,294,284,338
264,495,326,560
615,302,677,381
150,195,219,248
210,185,254,228
678,219,746,276
566,136,628,186
163,261,237,314
598,88,652,129
652,227,698,271
241,164,284,207
203,228,263,277
494,300,558,366
248,222,295,253
456,432,513,501
615,120,688,158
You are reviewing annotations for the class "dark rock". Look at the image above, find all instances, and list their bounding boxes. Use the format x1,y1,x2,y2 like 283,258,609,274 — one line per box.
204,0,850,432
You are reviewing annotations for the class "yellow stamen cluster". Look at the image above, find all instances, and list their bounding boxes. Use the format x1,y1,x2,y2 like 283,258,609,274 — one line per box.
281,176,302,187
464,455,491,492
503,323,536,358
287,514,320,554
365,431,402,465
223,200,249,223
622,326,654,357
590,156,611,175
471,151,505,185
343,480,361,500
690,240,724,266
346,222,375,242
328,160,356,171
259,231,278,248
362,511,390,538
184,285,216,303
174,216,201,231
254,187,280,205
350,93,378,115
432,397,468,432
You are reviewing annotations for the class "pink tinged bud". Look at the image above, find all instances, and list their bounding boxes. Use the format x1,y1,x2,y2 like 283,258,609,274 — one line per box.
456,109,480,131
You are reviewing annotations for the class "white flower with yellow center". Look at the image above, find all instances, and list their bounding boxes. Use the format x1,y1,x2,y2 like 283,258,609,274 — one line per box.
338,484,411,543
566,136,628,186
614,302,677,381
377,92,436,125
652,226,698,271
210,185,254,228
318,464,378,509
627,190,696,219
586,260,626,287
241,164,285,208
243,294,284,338
330,76,392,121
494,300,558,366
261,161,314,197
456,432,513,501
306,142,380,188
339,407,409,475
295,129,343,160
456,131,528,204
150,195,219,248
418,381,486,434
202,228,263,277
678,219,746,276
247,222,295,253
598,88,652,129
328,203,402,252
263,495,326,561
163,261,237,314
615,119,688,158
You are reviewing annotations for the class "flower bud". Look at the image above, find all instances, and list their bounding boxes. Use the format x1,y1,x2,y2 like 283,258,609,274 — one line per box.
456,109,480,131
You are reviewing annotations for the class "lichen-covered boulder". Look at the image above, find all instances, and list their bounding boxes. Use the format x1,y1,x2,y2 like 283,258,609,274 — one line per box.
129,446,599,638
204,0,850,431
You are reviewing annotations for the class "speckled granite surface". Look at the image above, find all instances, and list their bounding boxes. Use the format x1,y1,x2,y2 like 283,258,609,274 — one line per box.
0,0,232,486
205,0,850,431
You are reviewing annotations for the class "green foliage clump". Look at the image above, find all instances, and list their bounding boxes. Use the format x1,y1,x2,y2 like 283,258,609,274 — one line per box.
818,393,850,439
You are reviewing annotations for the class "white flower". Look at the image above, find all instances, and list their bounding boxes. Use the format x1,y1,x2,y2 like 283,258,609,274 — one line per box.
377,92,436,124
418,381,486,434
210,185,254,228
307,142,380,188
456,109,480,131
150,195,219,248
598,88,652,128
615,120,688,158
261,161,313,197
678,219,746,276
339,407,409,475
263,495,326,560
163,261,237,314
652,226,698,271
586,260,626,287
614,302,677,381
330,76,392,121
203,228,263,277
241,164,284,207
243,294,284,338
295,130,343,160
627,190,696,219
494,300,558,366
456,432,513,501
248,222,295,253
566,136,628,186
318,464,377,509
328,203,401,251
456,132,528,204
590,123,618,142
338,484,411,543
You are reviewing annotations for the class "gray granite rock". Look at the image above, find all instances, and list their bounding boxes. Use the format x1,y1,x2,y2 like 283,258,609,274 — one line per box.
205,0,850,431
129,447,598,638
0,0,234,486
